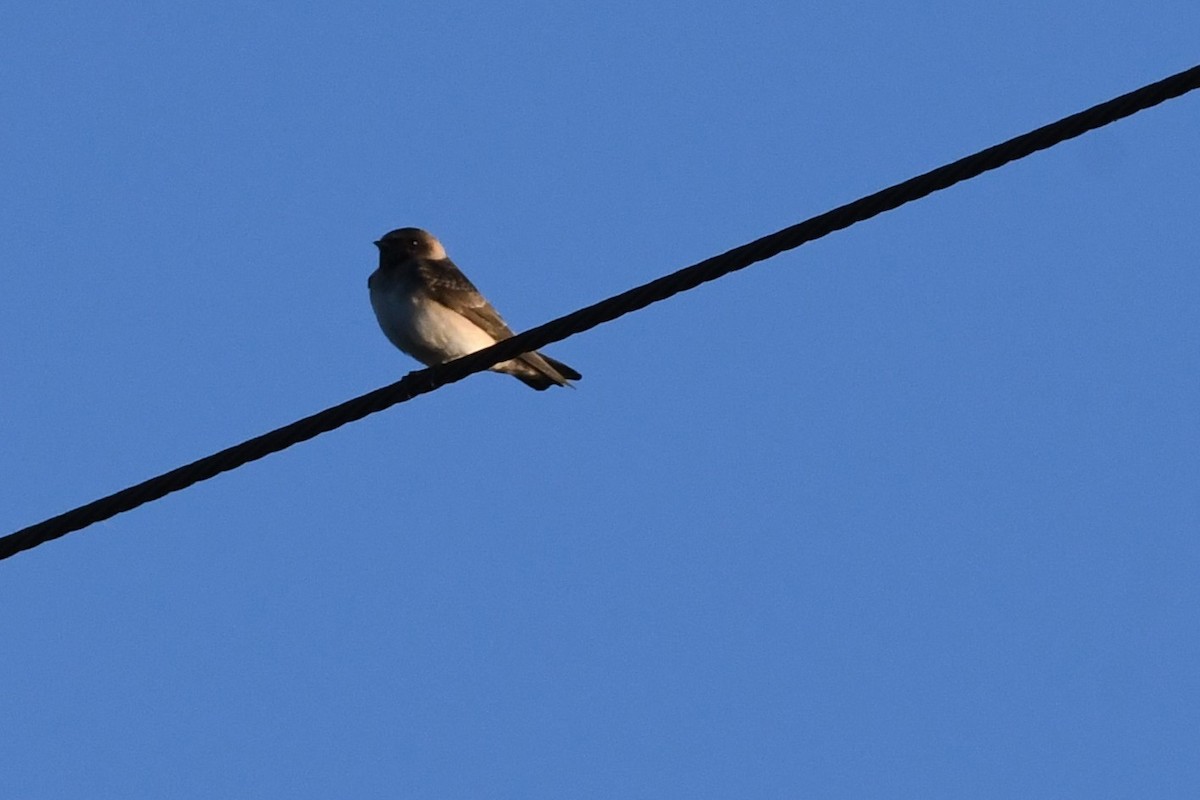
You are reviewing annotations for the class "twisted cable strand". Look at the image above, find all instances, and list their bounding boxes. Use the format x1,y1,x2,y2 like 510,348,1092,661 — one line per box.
3,64,1197,561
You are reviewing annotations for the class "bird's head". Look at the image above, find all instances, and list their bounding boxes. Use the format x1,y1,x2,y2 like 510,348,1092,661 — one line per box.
374,227,447,263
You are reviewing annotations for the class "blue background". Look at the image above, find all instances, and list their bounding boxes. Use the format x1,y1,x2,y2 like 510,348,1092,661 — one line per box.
3,3,1198,797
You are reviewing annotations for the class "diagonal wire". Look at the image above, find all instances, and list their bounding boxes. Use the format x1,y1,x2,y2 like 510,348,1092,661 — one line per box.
3,64,1199,562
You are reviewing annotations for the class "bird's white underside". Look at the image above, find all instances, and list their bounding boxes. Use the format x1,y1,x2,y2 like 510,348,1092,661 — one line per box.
370,285,498,363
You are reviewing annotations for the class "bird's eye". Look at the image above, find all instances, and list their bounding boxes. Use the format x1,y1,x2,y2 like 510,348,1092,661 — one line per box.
409,240,420,248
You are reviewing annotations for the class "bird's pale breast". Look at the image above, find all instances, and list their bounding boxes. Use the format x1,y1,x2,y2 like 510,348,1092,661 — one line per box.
370,272,497,365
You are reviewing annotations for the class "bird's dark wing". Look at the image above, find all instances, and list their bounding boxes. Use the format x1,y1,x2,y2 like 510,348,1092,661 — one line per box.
418,258,515,340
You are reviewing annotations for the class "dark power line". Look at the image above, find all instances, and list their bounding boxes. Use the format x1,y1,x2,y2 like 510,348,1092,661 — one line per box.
4,63,1199,562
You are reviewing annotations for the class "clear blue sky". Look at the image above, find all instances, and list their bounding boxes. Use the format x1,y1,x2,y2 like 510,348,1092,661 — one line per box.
3,3,1198,797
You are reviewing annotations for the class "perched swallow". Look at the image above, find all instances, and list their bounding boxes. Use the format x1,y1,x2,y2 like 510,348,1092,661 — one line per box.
368,227,581,390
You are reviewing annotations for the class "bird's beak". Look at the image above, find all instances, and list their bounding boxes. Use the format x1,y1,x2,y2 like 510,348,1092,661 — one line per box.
373,240,382,249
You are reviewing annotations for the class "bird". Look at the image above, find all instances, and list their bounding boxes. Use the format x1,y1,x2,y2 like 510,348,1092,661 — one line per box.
368,227,581,390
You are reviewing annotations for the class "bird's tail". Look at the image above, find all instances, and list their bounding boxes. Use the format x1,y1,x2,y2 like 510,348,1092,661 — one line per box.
496,351,581,390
